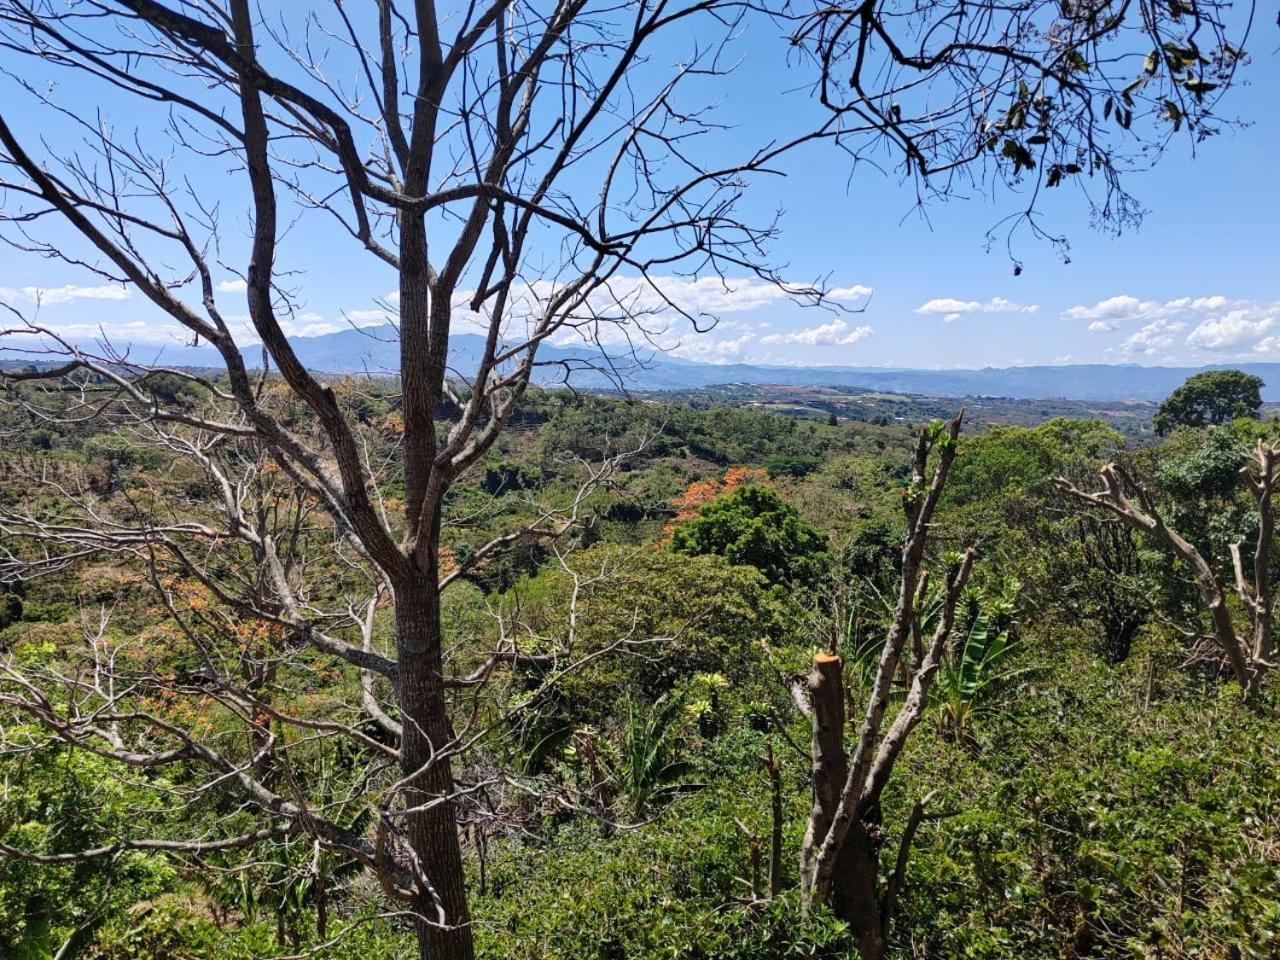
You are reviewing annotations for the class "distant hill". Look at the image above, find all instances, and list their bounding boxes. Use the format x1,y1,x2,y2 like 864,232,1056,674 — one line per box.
9,324,1280,402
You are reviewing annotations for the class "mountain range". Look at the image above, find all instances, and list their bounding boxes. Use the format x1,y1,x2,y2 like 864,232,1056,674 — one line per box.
13,324,1280,403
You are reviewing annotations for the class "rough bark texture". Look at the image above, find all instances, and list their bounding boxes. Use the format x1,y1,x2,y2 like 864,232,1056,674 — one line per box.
834,819,887,960
801,652,847,895
396,578,474,960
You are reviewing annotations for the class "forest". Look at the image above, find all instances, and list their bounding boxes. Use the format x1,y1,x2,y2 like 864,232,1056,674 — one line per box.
0,0,1271,958
1,368,1277,959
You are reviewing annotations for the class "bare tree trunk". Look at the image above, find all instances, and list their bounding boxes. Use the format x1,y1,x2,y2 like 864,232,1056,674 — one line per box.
801,652,884,947
796,416,974,958
833,820,887,960
395,574,474,960
801,653,847,909
764,744,784,900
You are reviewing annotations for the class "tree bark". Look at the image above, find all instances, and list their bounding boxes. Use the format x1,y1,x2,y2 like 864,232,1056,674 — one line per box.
801,652,847,908
801,653,882,946
395,572,474,960
832,818,887,960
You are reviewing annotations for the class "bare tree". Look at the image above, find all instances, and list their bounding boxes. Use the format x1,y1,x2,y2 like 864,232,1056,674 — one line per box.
1053,443,1276,699
1039,462,1152,663
796,412,975,960
0,1,1257,957
0,2,839,957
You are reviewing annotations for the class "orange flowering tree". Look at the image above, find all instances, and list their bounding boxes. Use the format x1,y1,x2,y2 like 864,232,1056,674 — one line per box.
665,467,769,539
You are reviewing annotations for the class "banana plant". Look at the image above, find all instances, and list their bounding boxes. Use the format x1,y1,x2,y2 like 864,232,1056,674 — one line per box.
614,692,701,821
933,583,1032,746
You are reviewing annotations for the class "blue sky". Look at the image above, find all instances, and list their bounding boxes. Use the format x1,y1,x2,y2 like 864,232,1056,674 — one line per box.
1,6,1277,371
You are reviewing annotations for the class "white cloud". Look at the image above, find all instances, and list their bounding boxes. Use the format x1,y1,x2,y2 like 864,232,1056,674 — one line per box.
666,332,756,362
1119,319,1185,355
2,283,133,305
915,296,1038,324
521,275,870,320
1185,308,1277,350
761,318,872,346
1071,295,1280,355
6,273,879,356
599,276,830,316
1064,294,1155,324
828,284,873,301
377,276,863,335
277,312,343,338
345,308,397,325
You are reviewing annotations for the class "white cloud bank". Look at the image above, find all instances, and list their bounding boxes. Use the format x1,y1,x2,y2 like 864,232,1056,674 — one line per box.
1120,319,1185,355
915,296,1039,324
667,331,757,361
518,275,871,320
3,274,875,356
760,318,872,346
0,283,132,306
827,284,874,301
1066,295,1280,356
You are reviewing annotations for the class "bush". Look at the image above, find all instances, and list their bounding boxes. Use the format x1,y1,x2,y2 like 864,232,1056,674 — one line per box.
506,546,793,731
473,784,854,960
670,485,830,588
895,638,1280,959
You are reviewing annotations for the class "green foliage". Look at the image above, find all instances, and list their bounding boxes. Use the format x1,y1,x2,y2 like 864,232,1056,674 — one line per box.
1028,500,1152,663
946,418,1123,508
933,584,1029,746
1154,369,1264,436
764,453,820,479
0,592,21,629
900,641,1280,959
480,460,543,496
615,692,700,820
0,746,179,960
137,371,209,408
5,380,1280,960
1153,425,1255,570
669,484,830,588
503,546,793,759
471,783,854,960
85,898,221,960
838,517,902,588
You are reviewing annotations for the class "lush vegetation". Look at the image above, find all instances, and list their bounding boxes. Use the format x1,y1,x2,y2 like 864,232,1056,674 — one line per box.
2,376,1278,960
1154,370,1265,436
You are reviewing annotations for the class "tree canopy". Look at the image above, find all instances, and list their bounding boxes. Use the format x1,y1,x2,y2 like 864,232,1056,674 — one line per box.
669,484,830,588
1154,370,1264,435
